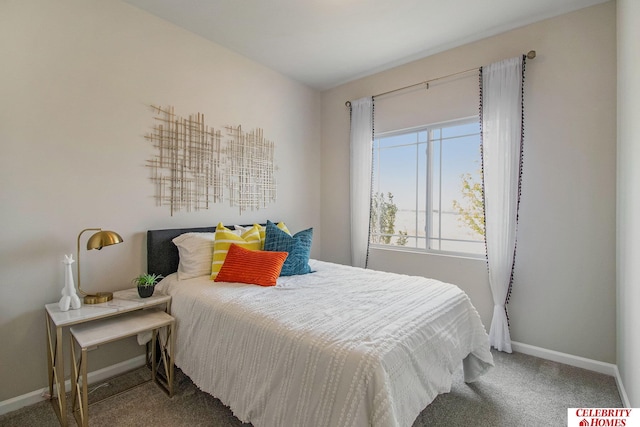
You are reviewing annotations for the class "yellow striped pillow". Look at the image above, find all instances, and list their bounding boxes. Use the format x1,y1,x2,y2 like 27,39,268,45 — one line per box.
234,222,290,249
211,223,261,279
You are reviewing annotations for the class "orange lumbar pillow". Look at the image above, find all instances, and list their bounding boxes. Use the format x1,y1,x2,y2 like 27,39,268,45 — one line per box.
214,244,288,287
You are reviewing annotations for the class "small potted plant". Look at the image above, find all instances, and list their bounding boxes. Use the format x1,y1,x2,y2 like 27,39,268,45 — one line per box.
132,273,163,298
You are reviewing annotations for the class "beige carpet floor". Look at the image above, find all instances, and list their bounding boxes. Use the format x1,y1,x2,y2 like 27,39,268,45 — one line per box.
0,350,622,427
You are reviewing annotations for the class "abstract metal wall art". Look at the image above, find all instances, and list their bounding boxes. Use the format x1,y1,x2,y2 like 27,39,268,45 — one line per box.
225,125,277,214
145,105,277,216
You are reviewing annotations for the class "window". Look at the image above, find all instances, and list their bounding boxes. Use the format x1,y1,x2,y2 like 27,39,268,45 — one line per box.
370,117,485,257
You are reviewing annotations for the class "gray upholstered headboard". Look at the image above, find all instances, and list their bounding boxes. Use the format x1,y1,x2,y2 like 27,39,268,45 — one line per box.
146,224,268,278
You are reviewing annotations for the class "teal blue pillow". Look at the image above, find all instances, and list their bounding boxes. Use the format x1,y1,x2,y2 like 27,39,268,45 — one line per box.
264,220,313,276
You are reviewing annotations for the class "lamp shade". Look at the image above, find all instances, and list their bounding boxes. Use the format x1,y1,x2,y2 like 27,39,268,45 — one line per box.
86,230,123,250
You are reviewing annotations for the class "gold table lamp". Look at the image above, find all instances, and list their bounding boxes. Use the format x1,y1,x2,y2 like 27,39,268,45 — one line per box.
77,228,123,304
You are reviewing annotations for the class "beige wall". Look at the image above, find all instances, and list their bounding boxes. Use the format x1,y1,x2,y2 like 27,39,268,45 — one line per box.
321,2,617,363
617,0,640,407
0,0,321,401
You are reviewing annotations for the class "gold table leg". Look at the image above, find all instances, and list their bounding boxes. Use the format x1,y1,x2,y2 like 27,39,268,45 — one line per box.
70,335,88,427
150,321,174,397
45,315,67,426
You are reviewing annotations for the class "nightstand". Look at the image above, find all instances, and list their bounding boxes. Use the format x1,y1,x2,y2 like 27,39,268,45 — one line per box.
69,308,174,426
45,289,171,426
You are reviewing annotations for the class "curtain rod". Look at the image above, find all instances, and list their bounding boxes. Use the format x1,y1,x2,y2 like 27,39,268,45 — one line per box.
345,50,536,108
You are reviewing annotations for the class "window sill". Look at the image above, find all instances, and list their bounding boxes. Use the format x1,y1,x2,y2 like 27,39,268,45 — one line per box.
369,244,486,262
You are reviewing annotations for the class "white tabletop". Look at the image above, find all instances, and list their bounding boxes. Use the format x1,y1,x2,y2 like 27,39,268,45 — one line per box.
70,309,174,348
45,288,171,327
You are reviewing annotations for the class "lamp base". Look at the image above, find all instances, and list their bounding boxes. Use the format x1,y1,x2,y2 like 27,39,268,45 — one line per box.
83,292,113,304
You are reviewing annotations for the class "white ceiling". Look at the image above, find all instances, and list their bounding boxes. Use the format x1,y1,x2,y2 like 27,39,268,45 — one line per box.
123,0,607,90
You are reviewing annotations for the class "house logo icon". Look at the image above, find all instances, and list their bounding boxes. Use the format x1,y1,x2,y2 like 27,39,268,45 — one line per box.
579,419,589,426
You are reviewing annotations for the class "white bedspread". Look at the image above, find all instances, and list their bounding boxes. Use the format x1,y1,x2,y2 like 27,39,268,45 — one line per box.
157,259,493,427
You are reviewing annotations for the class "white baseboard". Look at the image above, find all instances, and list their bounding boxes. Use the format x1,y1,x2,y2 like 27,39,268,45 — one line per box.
0,355,146,416
511,341,629,406
511,341,617,376
613,365,632,408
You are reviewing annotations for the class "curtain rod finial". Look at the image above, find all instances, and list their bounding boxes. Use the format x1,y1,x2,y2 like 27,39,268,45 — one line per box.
527,50,536,59
345,101,351,108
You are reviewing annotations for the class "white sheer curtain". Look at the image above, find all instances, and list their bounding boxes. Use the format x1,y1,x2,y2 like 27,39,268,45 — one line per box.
349,97,374,268
481,56,525,353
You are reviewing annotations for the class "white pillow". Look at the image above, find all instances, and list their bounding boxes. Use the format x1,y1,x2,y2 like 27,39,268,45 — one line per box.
172,232,215,280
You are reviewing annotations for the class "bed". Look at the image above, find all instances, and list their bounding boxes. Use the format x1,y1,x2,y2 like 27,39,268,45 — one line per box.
147,224,493,427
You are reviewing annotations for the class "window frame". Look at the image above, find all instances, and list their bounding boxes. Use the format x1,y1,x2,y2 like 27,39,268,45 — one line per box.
370,116,485,259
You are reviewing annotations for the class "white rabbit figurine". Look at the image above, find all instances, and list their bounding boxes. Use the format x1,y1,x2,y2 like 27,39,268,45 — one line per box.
59,254,82,311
